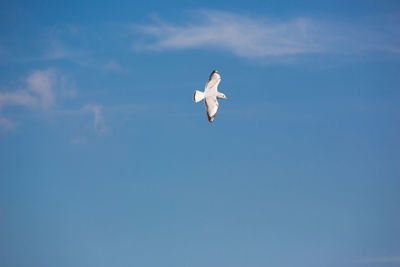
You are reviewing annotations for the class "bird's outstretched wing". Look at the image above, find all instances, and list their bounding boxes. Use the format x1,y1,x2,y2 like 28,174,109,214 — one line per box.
205,97,219,122
204,70,221,94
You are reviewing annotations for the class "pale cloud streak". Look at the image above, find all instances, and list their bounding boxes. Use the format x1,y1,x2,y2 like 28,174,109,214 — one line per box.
0,91,37,108
0,68,74,130
103,60,122,72
134,10,400,59
0,90,37,129
70,136,85,145
70,104,106,144
84,104,106,135
27,69,56,109
0,116,14,131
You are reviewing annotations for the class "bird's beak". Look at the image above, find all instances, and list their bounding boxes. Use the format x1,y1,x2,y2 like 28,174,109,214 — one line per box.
224,96,228,100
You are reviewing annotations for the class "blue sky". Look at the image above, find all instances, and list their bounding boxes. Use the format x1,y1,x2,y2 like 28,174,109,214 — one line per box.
0,1,399,266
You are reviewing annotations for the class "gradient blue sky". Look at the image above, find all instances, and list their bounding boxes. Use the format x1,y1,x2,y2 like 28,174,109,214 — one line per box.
1,1,400,267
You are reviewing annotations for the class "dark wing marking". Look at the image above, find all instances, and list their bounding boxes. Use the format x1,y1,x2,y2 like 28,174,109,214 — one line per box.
204,97,219,123
204,70,221,94
208,70,219,82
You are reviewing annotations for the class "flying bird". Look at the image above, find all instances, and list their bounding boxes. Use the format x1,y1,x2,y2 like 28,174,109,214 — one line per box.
193,70,228,122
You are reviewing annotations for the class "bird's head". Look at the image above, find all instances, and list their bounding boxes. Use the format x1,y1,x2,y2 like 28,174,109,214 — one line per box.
217,93,228,100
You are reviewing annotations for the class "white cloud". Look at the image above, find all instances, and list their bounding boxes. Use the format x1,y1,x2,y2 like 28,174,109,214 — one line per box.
103,60,122,72
0,68,75,130
134,10,400,59
0,91,38,107
0,116,14,131
135,11,321,58
40,39,92,67
59,75,77,98
0,86,40,131
70,136,85,145
84,104,106,135
27,69,56,109
42,40,75,61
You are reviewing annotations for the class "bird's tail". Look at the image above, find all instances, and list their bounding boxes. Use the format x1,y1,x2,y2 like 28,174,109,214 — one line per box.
193,90,205,102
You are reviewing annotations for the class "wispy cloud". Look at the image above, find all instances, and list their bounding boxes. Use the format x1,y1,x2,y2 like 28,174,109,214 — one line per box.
42,39,76,61
27,69,56,109
134,10,400,59
41,39,124,72
37,25,87,62
103,59,122,72
0,68,75,130
70,104,107,144
84,104,106,135
0,90,37,130
0,91,38,108
35,25,125,72
70,136,86,145
0,116,14,131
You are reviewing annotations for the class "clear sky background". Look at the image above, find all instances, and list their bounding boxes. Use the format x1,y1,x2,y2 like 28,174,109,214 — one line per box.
0,1,399,266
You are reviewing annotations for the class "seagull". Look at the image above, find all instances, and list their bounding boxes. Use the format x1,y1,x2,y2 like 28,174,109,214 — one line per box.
193,70,228,122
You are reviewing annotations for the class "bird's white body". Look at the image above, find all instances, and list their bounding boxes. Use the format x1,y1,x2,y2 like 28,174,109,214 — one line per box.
193,70,228,122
